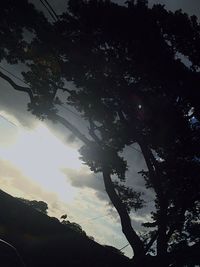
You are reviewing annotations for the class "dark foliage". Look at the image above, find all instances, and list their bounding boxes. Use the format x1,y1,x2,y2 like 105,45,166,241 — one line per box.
17,198,48,214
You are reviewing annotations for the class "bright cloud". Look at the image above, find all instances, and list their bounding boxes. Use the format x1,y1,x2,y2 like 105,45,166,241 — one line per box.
0,114,83,203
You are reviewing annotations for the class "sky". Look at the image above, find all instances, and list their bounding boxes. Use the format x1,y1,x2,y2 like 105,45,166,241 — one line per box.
40,0,200,19
115,0,200,18
0,0,199,259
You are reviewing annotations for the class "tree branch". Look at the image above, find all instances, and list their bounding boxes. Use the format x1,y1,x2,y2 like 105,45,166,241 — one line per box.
56,86,72,94
88,118,102,145
144,232,158,254
102,166,145,259
0,70,34,103
0,69,91,147
137,139,168,257
118,109,168,256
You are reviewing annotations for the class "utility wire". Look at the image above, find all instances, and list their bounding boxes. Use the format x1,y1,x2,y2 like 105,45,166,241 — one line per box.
80,214,108,224
0,66,143,155
0,65,29,87
129,145,142,154
79,211,130,252
119,243,130,251
40,0,57,22
0,65,85,124
61,106,143,154
39,0,58,22
0,114,18,128
61,104,83,119
0,65,82,120
43,0,59,20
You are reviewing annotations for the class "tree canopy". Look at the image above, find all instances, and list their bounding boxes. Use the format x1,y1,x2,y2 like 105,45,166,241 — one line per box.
17,198,48,215
0,1,200,266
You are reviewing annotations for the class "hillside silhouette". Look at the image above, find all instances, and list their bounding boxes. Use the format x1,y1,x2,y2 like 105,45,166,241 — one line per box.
0,190,131,267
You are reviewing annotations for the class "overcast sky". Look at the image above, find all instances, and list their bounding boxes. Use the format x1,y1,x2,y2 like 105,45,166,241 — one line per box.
42,0,200,18
31,0,200,20
114,0,200,18
0,0,199,258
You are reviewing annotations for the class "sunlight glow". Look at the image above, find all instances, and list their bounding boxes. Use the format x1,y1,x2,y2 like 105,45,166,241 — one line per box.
0,121,83,202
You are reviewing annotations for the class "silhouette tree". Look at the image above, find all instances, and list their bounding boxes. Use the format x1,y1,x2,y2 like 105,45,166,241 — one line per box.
17,198,48,215
0,1,200,266
60,214,87,236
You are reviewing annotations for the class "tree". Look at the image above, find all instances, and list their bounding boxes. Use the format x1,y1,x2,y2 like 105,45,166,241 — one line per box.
0,1,200,266
17,198,48,215
60,214,87,236
104,245,125,256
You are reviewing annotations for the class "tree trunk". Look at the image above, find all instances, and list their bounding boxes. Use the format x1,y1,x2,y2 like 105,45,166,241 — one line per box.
50,113,146,260
102,165,145,260
118,111,169,260
138,138,168,261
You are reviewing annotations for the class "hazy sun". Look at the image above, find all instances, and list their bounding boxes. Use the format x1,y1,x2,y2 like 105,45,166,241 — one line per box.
0,118,83,202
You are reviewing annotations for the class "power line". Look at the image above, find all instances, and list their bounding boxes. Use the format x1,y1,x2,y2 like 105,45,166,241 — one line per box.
0,65,84,122
39,0,58,22
0,66,143,156
0,66,87,133
61,105,143,155
119,243,130,251
43,0,59,20
0,114,18,128
40,0,56,22
129,145,142,154
0,65,30,87
61,104,83,119
80,214,108,224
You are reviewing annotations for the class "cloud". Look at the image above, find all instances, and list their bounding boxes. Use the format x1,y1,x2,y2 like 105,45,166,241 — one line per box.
62,145,150,199
62,167,113,209
0,71,38,129
62,167,106,193
0,159,79,221
62,149,155,233
148,0,200,18
62,143,155,221
0,158,60,209
113,0,200,18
